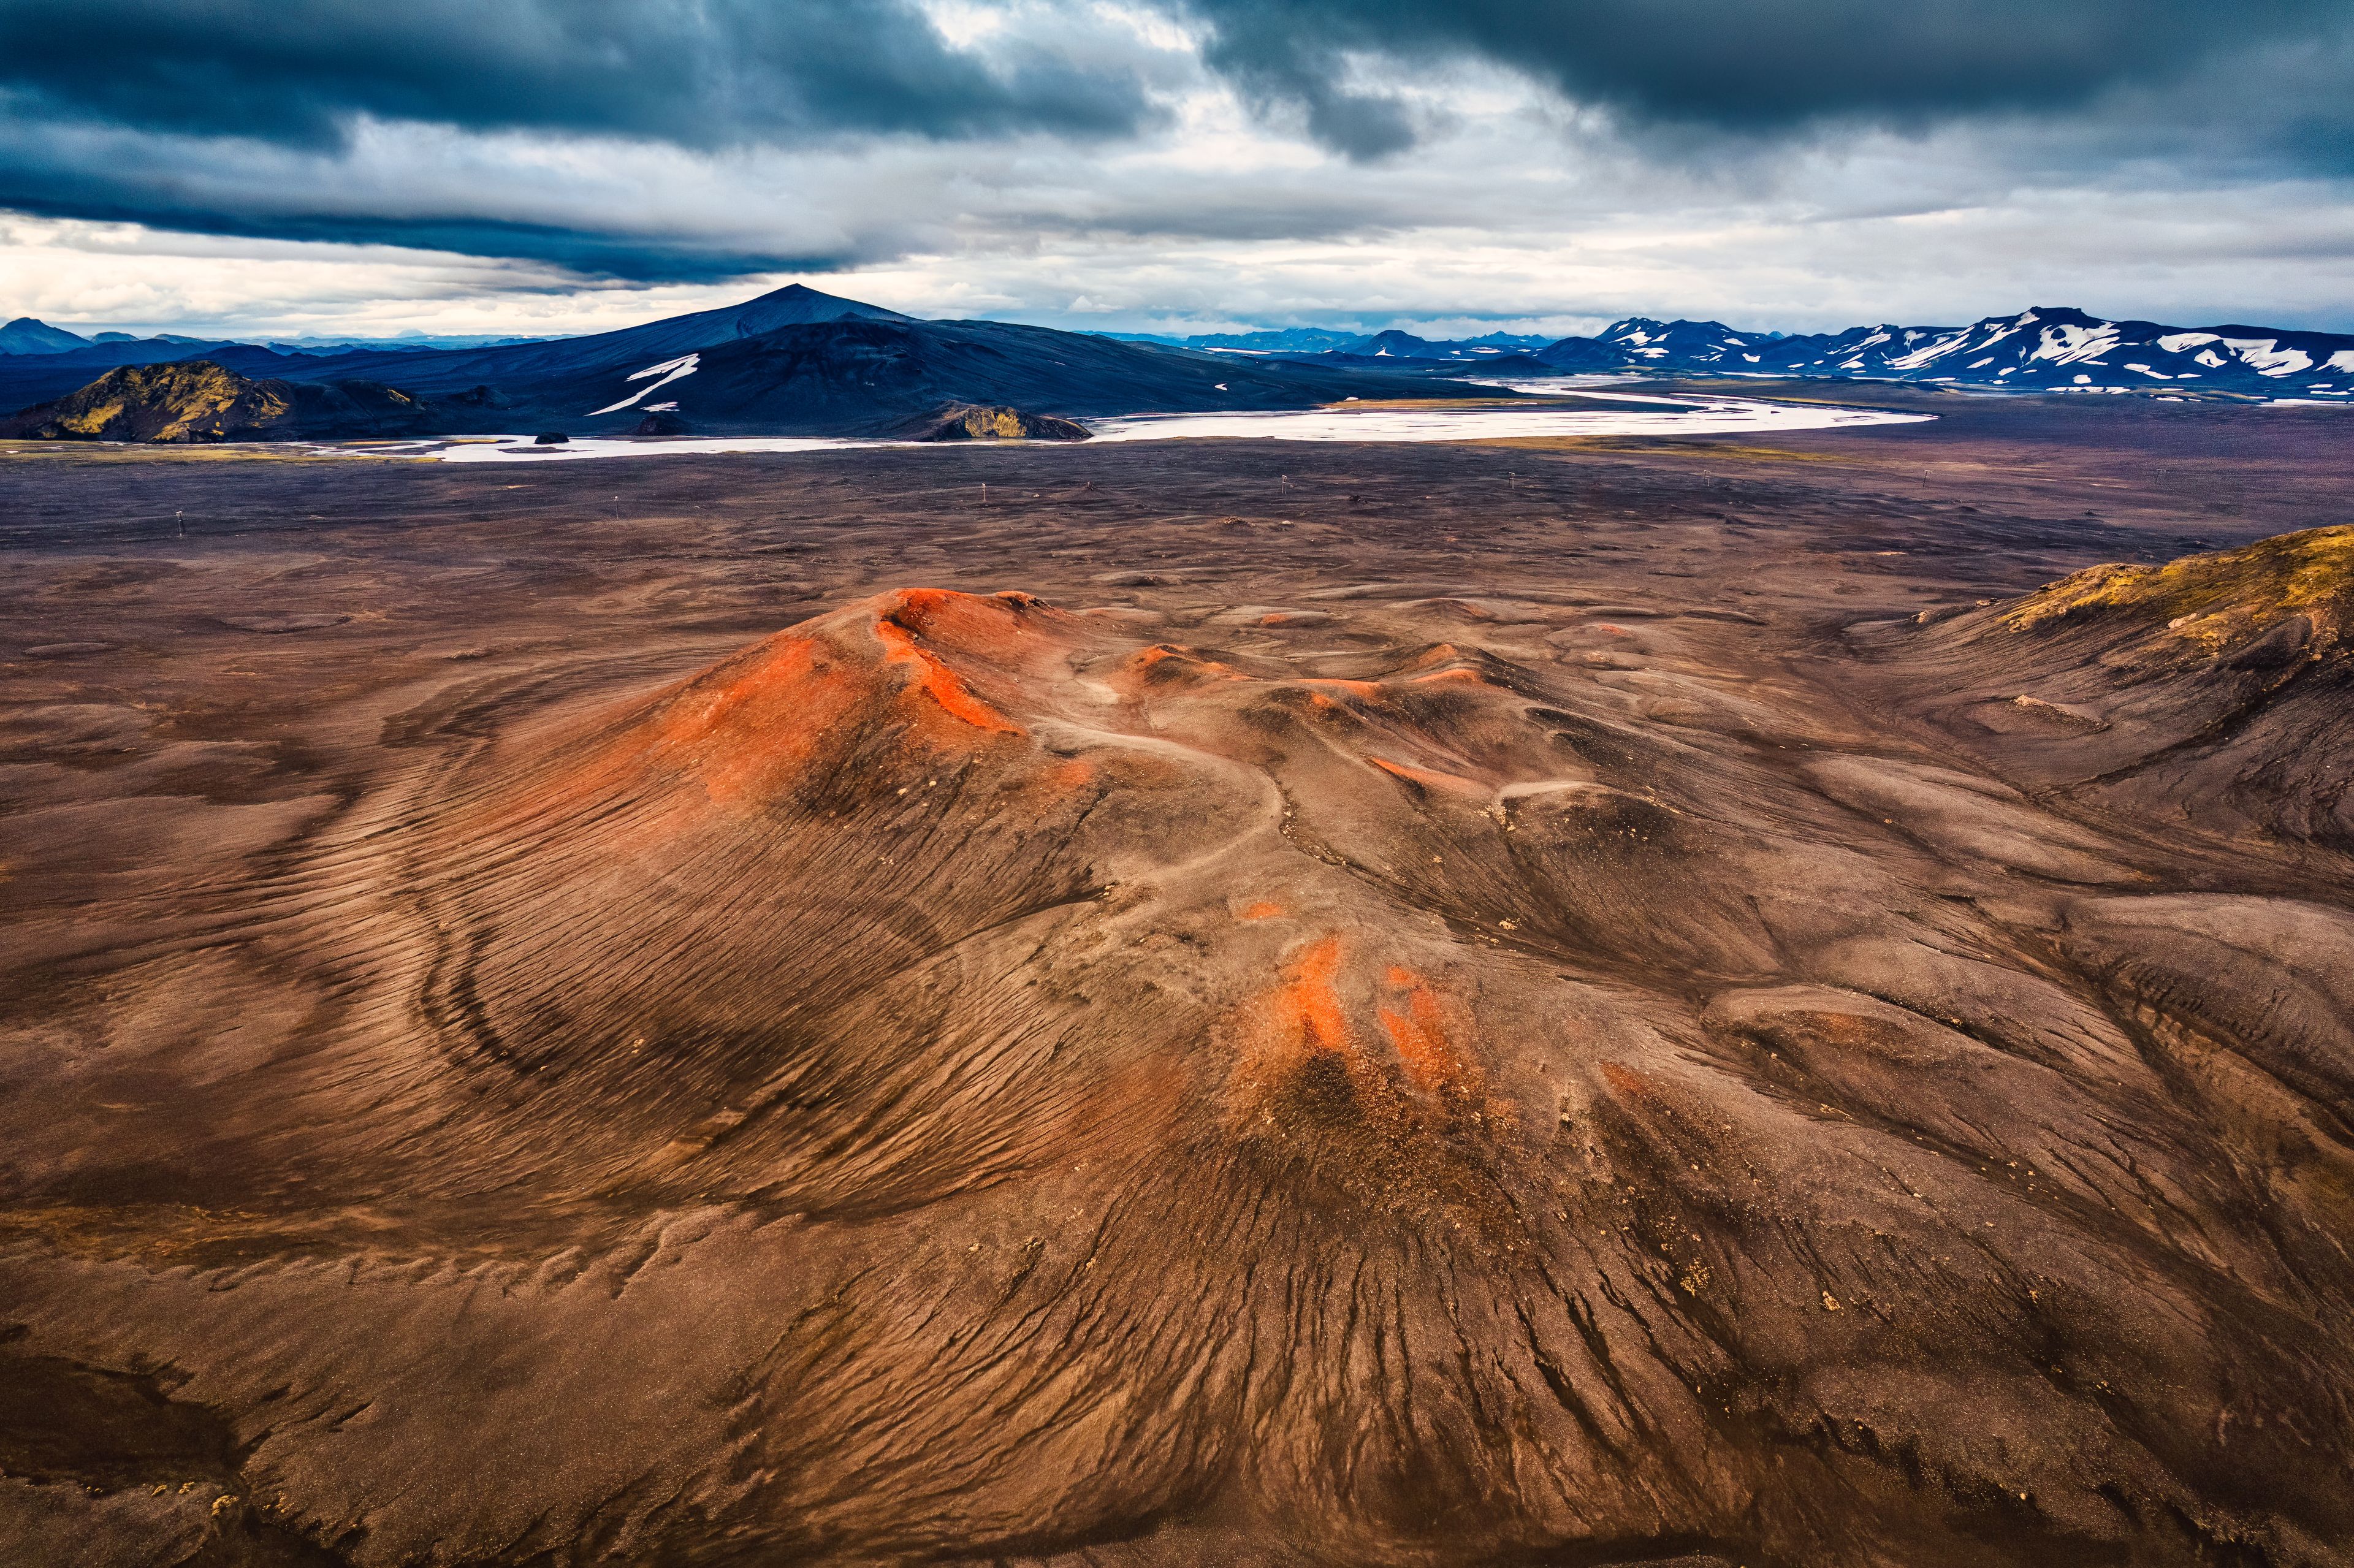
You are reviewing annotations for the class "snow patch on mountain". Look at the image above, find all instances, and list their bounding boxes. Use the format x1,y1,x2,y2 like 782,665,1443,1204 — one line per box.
592,352,699,416
2222,340,2312,376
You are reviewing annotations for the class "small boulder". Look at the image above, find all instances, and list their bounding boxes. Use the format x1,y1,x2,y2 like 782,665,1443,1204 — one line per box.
533,432,569,446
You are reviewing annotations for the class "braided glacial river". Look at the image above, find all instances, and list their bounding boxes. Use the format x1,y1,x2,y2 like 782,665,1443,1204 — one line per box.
326,389,1930,462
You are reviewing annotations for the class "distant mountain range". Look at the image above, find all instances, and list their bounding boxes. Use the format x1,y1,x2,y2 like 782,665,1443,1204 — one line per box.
1125,306,2354,398
0,286,1494,441
1110,326,1555,361
1529,307,2354,397
0,317,99,354
2,294,2348,443
0,316,545,357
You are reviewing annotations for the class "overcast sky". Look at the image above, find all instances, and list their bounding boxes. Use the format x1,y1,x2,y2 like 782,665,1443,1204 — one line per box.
2,0,2350,340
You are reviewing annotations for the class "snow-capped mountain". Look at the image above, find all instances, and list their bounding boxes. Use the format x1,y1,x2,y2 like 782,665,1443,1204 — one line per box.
1536,307,2354,397
1538,318,1770,371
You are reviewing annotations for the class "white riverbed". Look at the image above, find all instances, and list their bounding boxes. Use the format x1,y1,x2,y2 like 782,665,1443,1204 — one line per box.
316,392,1930,462
1087,391,1930,442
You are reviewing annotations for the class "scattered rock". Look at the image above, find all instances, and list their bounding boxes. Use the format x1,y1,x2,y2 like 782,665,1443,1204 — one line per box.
2005,694,2109,732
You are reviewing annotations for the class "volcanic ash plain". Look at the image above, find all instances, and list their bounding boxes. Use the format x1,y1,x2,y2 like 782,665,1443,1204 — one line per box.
2,393,2352,1567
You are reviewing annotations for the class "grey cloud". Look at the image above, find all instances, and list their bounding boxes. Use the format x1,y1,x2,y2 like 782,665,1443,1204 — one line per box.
0,0,1170,278
0,118,879,281
1188,0,2354,162
0,0,2348,297
0,200,846,285
0,0,1154,150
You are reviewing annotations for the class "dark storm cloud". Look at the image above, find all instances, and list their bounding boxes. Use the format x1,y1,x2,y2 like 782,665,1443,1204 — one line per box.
1,0,2350,285
0,115,881,280
1187,0,2354,162
0,0,1160,277
0,0,1150,149
0,182,837,284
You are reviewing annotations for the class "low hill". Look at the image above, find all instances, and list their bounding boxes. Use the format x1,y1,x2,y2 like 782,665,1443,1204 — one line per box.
1881,525,2354,848
0,360,440,443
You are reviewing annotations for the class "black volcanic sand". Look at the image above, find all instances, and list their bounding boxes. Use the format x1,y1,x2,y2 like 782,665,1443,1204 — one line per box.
2,391,2352,1567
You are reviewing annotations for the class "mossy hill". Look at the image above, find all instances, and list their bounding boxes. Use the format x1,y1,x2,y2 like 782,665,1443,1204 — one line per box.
2002,524,2354,657
0,360,436,443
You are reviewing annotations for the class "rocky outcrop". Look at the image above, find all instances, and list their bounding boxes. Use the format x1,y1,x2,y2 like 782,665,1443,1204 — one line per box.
1998,523,2352,656
0,360,437,442
898,402,1092,441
